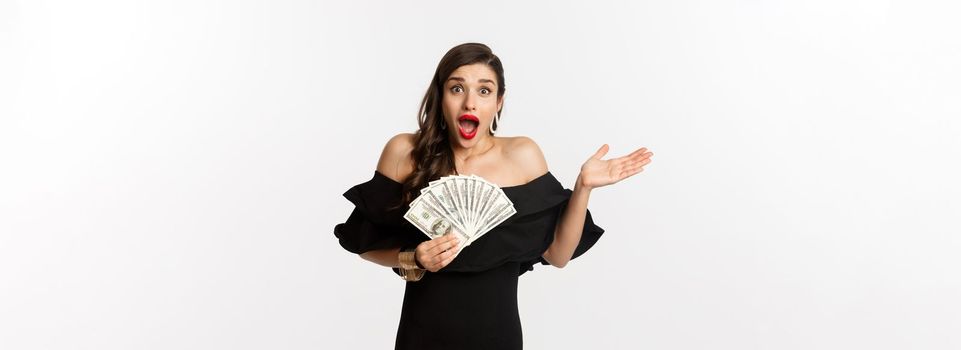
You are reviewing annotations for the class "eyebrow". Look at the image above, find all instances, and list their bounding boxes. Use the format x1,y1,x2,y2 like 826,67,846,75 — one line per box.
447,76,497,86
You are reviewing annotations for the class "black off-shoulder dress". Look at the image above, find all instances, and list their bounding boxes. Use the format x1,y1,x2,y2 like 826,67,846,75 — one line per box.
334,171,604,350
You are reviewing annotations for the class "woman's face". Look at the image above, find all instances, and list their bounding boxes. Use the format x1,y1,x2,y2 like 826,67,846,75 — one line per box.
441,63,504,148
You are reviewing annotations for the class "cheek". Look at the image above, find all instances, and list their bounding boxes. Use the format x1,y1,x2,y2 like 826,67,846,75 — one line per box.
442,99,461,115
440,103,453,120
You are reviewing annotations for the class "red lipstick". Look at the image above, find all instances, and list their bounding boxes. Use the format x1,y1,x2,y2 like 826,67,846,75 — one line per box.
457,114,479,140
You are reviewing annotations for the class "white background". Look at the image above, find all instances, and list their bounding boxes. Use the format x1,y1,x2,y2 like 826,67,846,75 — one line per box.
2,1,959,349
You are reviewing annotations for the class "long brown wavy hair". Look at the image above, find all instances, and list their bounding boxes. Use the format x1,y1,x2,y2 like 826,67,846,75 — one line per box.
399,43,506,206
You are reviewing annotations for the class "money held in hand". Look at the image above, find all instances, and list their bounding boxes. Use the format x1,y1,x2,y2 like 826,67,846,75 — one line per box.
404,174,517,253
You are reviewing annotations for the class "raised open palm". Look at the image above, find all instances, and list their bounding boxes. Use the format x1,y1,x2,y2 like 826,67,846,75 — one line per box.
578,144,653,189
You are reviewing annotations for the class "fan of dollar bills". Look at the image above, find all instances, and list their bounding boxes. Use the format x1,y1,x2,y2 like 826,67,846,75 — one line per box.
404,174,517,252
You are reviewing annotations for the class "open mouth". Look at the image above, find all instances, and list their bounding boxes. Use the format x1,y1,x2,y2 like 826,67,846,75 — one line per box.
457,114,479,140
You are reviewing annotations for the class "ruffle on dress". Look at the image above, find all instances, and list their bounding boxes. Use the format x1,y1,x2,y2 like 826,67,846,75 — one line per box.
334,171,604,275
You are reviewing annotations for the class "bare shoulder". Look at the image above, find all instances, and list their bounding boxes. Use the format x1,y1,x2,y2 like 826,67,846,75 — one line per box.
376,133,416,183
501,136,548,181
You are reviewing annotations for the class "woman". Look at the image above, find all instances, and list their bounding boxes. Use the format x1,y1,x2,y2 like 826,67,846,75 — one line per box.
334,43,653,349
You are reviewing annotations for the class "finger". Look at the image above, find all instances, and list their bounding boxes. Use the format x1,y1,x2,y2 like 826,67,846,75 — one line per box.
439,232,457,242
419,238,441,255
427,232,455,247
437,254,454,269
447,232,461,246
431,246,456,268
625,149,651,162
627,147,647,158
440,236,461,252
613,152,643,167
437,247,460,268
618,147,645,158
620,163,647,178
622,156,652,170
627,157,651,170
628,157,652,167
591,144,609,160
613,148,647,164
428,236,460,255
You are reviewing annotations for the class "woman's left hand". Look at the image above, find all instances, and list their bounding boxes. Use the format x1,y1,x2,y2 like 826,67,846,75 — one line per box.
578,144,653,190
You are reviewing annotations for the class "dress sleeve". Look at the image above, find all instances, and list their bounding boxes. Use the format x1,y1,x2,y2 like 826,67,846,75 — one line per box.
512,187,605,276
333,171,426,255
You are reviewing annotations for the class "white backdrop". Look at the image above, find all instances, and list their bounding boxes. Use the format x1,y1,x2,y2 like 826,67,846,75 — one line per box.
2,1,959,349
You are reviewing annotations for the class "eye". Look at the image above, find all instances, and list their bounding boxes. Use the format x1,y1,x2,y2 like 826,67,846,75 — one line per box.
450,85,463,93
480,87,491,95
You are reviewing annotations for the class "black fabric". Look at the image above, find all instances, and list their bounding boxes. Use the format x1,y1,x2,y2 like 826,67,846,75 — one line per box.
333,171,605,349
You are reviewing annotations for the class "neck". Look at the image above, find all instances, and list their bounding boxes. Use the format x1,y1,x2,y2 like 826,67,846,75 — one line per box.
451,136,496,164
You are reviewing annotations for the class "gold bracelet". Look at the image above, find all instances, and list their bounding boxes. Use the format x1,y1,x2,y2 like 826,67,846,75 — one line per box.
398,249,425,282
398,249,419,270
399,267,425,281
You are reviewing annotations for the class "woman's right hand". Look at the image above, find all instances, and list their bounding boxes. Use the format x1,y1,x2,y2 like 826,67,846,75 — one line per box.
415,231,461,272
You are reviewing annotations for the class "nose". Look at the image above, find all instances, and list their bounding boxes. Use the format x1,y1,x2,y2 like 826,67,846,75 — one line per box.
463,90,477,111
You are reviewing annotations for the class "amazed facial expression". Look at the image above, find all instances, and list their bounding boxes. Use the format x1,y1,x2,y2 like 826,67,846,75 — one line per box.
442,63,503,147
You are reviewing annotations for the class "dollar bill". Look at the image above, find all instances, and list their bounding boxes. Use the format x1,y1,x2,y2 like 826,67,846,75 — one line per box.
404,174,517,250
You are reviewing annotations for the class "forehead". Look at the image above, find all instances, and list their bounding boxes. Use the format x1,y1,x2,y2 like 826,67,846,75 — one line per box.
446,63,497,85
